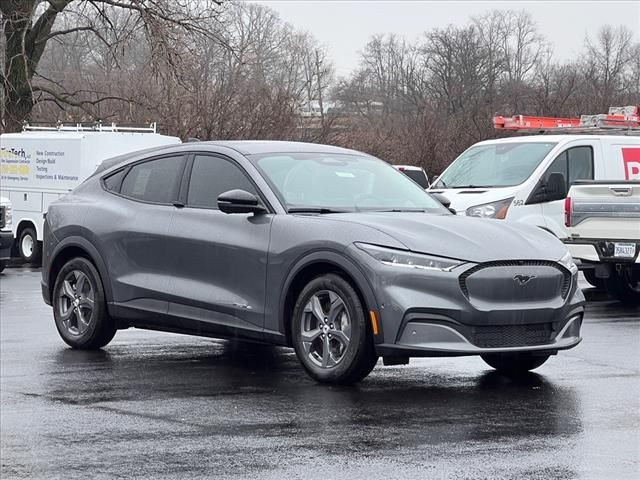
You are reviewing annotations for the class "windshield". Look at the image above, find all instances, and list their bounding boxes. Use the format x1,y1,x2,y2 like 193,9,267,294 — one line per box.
433,142,557,188
252,153,445,212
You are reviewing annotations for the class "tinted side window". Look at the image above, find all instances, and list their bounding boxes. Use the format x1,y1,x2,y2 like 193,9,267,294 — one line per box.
187,155,257,209
567,146,594,184
103,168,127,193
120,156,184,204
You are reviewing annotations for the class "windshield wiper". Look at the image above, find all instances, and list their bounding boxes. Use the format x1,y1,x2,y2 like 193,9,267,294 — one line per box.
287,207,349,214
449,184,492,189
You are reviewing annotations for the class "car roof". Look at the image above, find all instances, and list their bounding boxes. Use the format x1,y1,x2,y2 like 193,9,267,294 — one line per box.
197,140,363,156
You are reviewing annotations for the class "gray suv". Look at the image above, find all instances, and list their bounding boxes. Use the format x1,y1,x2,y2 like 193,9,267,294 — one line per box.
42,141,585,384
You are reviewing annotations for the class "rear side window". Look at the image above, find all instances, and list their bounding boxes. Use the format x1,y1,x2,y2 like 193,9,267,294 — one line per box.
120,156,184,204
103,169,127,193
187,155,257,209
402,169,429,189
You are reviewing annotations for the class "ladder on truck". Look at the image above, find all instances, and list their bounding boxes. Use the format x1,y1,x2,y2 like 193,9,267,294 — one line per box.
493,106,640,134
22,121,157,133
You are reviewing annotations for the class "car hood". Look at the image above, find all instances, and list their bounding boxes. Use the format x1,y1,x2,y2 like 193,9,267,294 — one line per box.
321,212,566,263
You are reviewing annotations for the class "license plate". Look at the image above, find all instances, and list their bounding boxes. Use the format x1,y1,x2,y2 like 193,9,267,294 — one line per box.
614,243,636,258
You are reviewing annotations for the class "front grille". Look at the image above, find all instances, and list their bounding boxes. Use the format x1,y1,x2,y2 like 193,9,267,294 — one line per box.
471,323,553,348
0,206,5,229
459,260,572,299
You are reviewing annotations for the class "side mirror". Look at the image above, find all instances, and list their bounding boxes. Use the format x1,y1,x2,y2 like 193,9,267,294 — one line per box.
545,172,568,201
529,172,567,204
431,192,456,214
218,189,266,214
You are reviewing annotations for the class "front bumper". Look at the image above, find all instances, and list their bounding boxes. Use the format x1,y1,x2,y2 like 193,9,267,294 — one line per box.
348,245,585,357
0,230,14,261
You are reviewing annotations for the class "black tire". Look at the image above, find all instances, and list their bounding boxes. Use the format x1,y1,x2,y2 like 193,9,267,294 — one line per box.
0,261,6,273
52,257,116,349
605,268,640,305
292,273,378,385
18,226,41,264
583,269,604,289
481,352,550,375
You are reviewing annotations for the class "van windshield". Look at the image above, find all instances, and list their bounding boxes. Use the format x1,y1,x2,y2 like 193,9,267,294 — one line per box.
433,142,557,188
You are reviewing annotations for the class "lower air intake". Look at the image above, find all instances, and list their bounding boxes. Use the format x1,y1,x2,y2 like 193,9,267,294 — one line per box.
471,323,553,348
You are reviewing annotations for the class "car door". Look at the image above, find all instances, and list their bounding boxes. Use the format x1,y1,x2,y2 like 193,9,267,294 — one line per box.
100,154,187,317
165,153,273,337
539,144,596,236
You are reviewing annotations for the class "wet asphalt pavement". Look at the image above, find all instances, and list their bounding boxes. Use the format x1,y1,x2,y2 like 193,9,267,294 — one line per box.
1,268,639,480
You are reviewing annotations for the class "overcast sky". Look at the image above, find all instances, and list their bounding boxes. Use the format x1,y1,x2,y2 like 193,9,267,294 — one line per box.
253,1,640,77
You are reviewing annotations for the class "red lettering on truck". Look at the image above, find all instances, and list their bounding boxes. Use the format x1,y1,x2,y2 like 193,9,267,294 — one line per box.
622,147,640,180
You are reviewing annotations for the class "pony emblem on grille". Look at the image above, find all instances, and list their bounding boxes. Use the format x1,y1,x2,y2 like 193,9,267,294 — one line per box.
513,274,536,286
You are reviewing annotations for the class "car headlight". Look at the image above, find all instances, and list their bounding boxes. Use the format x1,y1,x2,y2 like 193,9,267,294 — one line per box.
356,243,463,272
559,251,578,274
466,197,514,219
2,204,11,229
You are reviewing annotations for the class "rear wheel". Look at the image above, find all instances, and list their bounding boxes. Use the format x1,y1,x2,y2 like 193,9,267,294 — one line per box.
18,227,41,264
481,352,550,375
292,274,378,384
0,261,6,273
52,257,116,349
605,267,640,304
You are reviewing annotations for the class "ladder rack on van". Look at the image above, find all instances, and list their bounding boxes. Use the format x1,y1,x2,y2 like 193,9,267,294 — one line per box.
493,106,640,135
22,121,157,133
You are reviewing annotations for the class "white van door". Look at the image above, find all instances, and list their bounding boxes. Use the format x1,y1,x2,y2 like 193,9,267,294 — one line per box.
537,141,598,236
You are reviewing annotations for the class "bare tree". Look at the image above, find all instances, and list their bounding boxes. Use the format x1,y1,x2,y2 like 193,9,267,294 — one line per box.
0,0,223,132
582,25,636,112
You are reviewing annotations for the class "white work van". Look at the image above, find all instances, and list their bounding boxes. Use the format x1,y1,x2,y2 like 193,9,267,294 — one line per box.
0,124,181,262
430,134,640,237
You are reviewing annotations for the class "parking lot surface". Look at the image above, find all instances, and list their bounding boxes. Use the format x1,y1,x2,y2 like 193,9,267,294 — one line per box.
1,268,639,479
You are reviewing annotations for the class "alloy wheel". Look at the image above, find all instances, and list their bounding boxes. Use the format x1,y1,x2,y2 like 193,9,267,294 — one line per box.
56,270,95,336
300,290,352,368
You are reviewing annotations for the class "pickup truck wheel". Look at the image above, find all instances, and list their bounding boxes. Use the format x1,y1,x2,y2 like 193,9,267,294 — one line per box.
18,227,41,264
605,267,640,305
292,274,378,385
52,257,116,349
481,352,550,375
583,270,604,289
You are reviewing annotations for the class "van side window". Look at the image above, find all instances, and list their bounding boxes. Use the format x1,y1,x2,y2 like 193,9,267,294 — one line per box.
187,155,257,209
120,156,184,204
542,146,594,194
567,146,594,184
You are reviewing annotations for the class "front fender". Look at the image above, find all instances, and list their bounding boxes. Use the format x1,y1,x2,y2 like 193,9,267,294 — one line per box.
276,249,382,344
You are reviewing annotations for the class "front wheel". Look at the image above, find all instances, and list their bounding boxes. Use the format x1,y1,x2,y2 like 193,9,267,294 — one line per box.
481,352,550,375
292,274,378,384
52,257,116,349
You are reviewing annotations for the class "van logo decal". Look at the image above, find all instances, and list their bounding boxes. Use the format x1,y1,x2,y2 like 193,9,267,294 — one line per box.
513,274,536,286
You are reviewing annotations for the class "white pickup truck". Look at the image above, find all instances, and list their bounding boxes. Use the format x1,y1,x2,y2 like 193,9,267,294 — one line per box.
564,181,640,303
